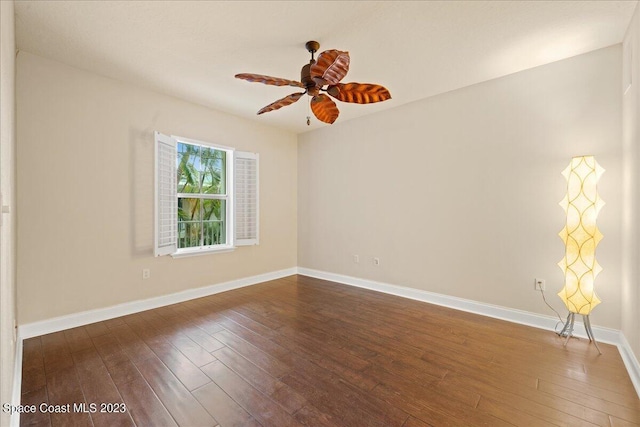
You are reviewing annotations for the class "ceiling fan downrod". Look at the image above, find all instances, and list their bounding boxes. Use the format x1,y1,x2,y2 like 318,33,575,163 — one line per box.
305,40,320,62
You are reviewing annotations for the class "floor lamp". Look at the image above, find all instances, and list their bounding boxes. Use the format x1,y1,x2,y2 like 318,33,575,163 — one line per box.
557,155,604,354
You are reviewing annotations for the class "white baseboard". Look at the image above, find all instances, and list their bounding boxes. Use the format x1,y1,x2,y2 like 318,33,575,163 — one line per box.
619,333,640,398
10,333,22,427
18,267,297,339
297,267,621,344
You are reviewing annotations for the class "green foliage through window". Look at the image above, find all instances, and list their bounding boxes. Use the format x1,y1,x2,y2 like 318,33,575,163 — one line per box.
176,142,227,249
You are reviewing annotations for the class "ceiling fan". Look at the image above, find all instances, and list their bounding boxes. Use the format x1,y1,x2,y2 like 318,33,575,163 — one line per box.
235,41,391,125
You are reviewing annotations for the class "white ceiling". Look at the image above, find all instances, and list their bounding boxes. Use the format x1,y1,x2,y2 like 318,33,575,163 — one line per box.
14,0,638,134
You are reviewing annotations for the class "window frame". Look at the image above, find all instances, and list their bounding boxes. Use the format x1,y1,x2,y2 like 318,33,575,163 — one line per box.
154,131,259,258
172,135,235,256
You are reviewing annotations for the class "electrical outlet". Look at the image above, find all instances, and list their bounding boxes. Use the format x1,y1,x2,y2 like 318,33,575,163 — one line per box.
353,255,360,264
142,268,151,279
534,278,545,291
373,257,380,266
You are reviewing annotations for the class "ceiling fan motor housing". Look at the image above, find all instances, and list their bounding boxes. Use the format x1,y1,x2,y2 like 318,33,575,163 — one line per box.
301,63,319,96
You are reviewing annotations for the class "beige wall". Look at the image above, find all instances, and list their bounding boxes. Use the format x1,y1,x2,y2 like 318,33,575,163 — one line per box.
13,24,632,342
16,52,297,325
298,45,623,329
623,4,640,361
1,0,17,424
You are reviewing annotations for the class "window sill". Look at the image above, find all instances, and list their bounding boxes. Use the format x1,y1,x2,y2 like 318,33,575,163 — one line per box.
171,245,235,258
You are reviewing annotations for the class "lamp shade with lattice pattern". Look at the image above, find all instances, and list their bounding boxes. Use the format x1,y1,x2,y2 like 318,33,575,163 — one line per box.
557,156,604,315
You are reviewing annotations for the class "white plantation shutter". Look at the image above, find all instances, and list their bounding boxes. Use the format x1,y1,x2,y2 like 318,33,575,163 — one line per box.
234,151,259,246
154,131,177,256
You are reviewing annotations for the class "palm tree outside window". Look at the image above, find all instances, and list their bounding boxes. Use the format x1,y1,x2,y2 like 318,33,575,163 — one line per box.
176,141,227,249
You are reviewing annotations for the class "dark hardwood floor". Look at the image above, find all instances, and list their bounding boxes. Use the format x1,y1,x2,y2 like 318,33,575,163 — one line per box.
19,274,640,426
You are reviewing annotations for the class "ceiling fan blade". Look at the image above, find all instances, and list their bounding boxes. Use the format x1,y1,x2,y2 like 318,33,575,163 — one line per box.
257,92,306,115
235,73,305,88
310,94,339,124
310,50,350,85
327,83,392,104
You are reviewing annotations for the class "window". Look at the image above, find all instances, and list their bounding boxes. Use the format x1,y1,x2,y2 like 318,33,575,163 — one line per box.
177,139,230,249
154,132,258,257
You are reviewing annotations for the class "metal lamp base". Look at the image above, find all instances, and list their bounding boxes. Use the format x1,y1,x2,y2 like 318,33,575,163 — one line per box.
558,312,602,354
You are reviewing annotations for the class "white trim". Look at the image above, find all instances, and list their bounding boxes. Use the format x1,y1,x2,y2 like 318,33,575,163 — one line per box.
619,333,640,398
18,268,296,339
10,332,22,427
296,268,621,345
171,245,235,258
177,193,227,199
171,135,235,152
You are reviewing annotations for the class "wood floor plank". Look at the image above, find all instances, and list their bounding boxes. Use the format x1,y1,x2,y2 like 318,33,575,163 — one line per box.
364,364,510,426
476,395,558,426
21,338,46,395
20,386,51,427
292,404,345,427
83,321,110,338
45,366,93,427
192,381,259,427
194,317,226,336
536,372,640,411
610,415,640,427
236,304,290,331
181,324,225,352
213,346,307,414
40,332,74,375
282,353,409,427
216,317,294,363
165,333,217,367
108,323,156,363
442,370,610,426
22,338,43,369
403,416,436,427
117,376,178,427
273,323,371,372
91,333,131,369
64,327,94,354
223,313,380,393
221,309,279,339
282,371,407,427
428,354,611,424
103,317,126,329
135,356,217,426
122,310,214,391
145,338,212,391
106,358,145,388
538,379,640,424
369,354,479,407
201,360,302,427
277,334,381,393
213,329,291,378
72,347,134,427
